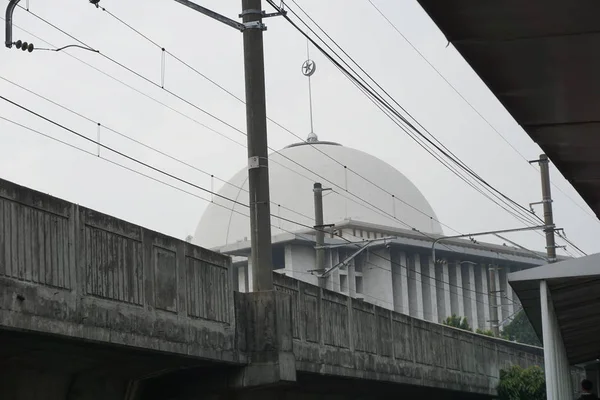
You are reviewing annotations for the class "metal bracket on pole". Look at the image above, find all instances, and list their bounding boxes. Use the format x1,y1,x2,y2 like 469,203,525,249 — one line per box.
239,9,287,18
174,0,247,31
243,21,267,30
175,0,274,31
5,0,21,48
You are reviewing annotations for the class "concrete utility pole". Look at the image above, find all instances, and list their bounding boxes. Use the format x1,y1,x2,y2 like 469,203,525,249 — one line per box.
314,183,325,272
241,0,274,291
173,1,287,291
538,154,557,263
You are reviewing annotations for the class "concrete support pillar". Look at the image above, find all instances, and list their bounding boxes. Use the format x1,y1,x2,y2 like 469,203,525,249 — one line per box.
391,250,409,315
408,253,424,320
247,259,254,292
540,280,572,400
475,264,490,331
435,262,452,322
501,265,515,318
461,263,479,331
233,291,297,388
421,256,438,322
449,262,465,318
493,267,503,323
238,266,248,292
363,248,394,310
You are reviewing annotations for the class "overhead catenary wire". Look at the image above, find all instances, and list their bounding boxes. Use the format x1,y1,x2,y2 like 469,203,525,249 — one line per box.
266,0,584,257
0,74,318,225
0,97,523,311
365,0,592,255
0,114,520,315
6,7,573,259
90,2,464,236
5,13,475,256
267,0,545,230
366,0,600,225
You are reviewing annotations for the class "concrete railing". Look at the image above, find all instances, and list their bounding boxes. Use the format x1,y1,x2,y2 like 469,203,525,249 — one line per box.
0,178,241,364
274,273,544,396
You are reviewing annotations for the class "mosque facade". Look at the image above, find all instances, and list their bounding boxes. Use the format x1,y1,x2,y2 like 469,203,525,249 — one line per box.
193,136,549,331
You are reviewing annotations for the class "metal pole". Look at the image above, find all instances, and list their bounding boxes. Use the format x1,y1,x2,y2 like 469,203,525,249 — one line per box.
431,224,548,265
489,266,500,336
314,182,326,288
242,0,273,291
539,154,557,263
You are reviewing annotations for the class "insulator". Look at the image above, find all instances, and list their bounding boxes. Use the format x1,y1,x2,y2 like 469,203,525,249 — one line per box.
21,42,28,51
15,40,22,49
27,43,34,52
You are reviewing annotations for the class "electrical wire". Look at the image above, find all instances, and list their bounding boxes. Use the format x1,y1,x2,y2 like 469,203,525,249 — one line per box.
90,2,463,237
0,74,318,226
267,0,586,258
7,6,566,259
6,12,459,246
273,0,543,229
6,7,557,261
365,0,592,256
366,0,600,224
0,97,524,312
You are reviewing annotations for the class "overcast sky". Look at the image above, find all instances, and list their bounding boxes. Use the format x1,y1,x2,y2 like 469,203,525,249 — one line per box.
1,0,598,256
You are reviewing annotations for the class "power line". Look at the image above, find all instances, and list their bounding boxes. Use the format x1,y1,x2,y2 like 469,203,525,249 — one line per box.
268,0,586,258
268,0,544,230
6,6,563,258
7,11,459,245
0,74,318,226
366,0,600,225
89,2,465,238
0,97,524,311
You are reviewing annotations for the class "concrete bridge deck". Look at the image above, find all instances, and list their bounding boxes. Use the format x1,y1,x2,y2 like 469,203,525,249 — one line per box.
0,178,546,399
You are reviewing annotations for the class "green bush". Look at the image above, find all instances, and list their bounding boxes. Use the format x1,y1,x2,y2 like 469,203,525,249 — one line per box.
501,310,542,347
442,315,471,331
497,365,546,400
476,328,495,337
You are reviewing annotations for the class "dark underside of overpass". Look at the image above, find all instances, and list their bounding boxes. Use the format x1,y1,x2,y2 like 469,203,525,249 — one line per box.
416,0,600,219
0,329,491,400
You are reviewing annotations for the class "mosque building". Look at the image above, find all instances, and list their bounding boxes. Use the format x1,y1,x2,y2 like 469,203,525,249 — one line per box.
192,134,550,332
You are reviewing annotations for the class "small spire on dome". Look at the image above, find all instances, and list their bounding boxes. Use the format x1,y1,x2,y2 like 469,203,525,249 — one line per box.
307,132,318,142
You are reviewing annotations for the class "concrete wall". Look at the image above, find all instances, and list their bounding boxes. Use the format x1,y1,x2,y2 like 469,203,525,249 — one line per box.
0,178,549,399
273,273,544,397
0,178,241,364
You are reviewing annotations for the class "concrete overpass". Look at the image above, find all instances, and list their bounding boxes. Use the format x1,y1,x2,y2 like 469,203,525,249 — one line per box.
0,177,549,399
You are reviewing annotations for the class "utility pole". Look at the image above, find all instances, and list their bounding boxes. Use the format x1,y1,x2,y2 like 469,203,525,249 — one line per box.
488,266,500,336
171,0,287,291
242,0,273,291
314,183,325,271
538,154,557,263
314,182,326,288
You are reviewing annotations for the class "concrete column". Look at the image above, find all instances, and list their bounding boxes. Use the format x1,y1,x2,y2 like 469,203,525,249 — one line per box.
461,263,479,331
363,248,394,310
475,264,490,331
247,259,254,292
540,280,573,399
493,266,503,323
435,262,452,322
449,262,465,318
501,265,515,318
408,253,424,320
391,250,409,315
238,265,248,292
420,256,438,322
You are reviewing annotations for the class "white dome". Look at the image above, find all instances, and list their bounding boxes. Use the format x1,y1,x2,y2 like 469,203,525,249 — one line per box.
193,141,443,249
